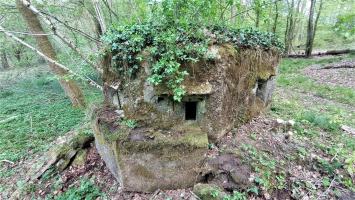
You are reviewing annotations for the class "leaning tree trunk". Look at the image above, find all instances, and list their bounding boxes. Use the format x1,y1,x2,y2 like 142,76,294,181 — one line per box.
1,49,10,69
305,0,316,57
16,0,85,107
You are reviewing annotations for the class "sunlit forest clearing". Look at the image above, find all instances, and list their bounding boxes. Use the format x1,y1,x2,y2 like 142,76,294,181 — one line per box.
0,0,354,199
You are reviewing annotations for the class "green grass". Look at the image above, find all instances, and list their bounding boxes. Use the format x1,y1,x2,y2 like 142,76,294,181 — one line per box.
277,54,355,105
270,54,355,194
0,74,99,162
52,178,103,200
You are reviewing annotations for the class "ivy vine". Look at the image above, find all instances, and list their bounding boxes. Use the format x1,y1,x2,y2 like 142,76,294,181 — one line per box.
103,22,283,101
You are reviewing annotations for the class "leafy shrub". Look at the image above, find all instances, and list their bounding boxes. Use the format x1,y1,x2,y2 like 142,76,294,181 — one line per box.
55,179,102,200
0,89,14,98
300,111,340,131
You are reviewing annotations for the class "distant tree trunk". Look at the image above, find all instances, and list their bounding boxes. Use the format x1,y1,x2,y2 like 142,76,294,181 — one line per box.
231,4,236,25
14,49,22,61
1,49,10,69
272,0,279,33
90,0,118,105
284,0,295,53
293,0,305,48
13,42,24,62
305,0,316,57
254,0,261,28
312,0,323,49
16,0,85,107
255,10,260,28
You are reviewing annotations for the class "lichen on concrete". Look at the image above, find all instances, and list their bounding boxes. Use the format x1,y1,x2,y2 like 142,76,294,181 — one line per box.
91,43,280,192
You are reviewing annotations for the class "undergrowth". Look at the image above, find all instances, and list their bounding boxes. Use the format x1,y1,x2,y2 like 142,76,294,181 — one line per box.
0,73,95,163
269,55,355,196
52,178,103,200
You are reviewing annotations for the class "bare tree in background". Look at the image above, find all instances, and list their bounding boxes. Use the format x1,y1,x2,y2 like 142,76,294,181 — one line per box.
284,0,302,54
306,0,323,57
16,0,86,107
1,49,10,69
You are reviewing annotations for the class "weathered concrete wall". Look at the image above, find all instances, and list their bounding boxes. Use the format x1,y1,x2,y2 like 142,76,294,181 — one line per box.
92,106,208,192
92,44,280,192
194,45,280,141
114,44,280,141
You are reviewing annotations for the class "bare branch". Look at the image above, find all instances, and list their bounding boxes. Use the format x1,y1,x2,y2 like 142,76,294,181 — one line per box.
0,29,53,36
92,0,107,34
0,24,103,91
102,0,119,21
21,0,102,73
40,11,101,43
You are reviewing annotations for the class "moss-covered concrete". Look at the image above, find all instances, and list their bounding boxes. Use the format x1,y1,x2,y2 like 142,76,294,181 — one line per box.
92,44,280,192
92,108,208,192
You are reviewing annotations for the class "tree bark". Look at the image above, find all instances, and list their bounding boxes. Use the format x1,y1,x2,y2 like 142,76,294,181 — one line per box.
272,1,279,34
90,0,119,105
21,0,101,73
287,49,355,57
305,0,316,57
285,0,296,54
231,3,236,25
0,25,103,90
255,10,260,28
312,0,323,48
1,49,10,69
16,0,86,108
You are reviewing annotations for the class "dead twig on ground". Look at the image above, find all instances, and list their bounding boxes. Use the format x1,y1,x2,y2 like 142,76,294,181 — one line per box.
317,177,336,200
0,116,18,124
149,189,161,200
0,160,14,165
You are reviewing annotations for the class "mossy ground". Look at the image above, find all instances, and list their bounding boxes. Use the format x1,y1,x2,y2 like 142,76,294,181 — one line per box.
0,66,101,196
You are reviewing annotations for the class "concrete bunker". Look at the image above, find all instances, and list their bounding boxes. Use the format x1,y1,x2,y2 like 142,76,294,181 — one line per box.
92,44,280,192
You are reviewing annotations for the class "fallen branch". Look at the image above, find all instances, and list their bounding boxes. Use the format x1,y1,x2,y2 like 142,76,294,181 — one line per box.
149,189,161,200
0,115,18,124
0,25,103,91
319,61,355,70
288,49,355,58
0,159,14,165
341,125,355,136
317,177,336,200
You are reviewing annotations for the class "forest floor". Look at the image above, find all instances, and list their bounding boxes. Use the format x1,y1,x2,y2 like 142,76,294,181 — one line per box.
0,53,354,200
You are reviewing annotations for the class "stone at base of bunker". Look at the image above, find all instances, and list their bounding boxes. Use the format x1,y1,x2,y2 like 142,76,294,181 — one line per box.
93,110,208,192
200,153,253,191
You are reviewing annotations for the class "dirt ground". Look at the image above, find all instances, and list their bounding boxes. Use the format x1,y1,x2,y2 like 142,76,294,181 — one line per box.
303,60,355,89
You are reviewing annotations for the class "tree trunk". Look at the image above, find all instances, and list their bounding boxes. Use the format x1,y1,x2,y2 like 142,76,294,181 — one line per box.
1,49,10,69
272,1,279,34
255,10,260,28
231,3,236,25
305,0,316,57
16,0,85,107
285,0,299,54
312,0,323,48
90,0,118,105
